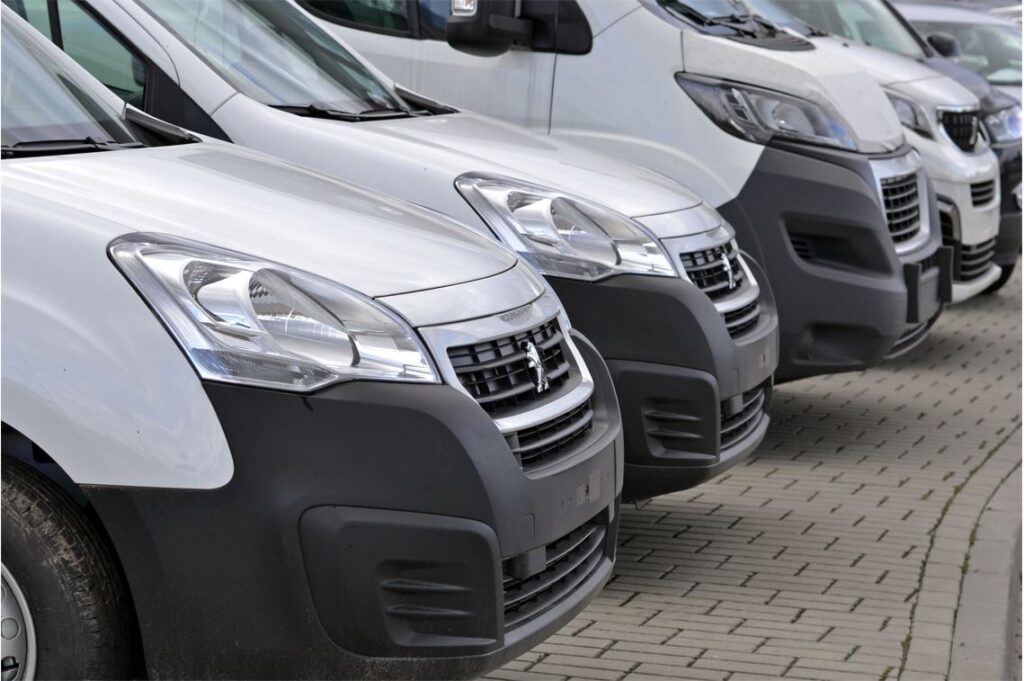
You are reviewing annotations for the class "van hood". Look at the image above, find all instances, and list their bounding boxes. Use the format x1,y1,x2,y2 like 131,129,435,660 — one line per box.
681,31,906,153
811,37,978,108
1,143,517,299
283,109,704,218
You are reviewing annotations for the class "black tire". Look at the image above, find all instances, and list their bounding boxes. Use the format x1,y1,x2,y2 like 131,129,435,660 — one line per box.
983,262,1016,295
2,459,133,680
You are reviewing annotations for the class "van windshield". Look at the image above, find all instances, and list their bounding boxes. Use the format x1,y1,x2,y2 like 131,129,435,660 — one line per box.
137,0,405,113
912,20,1022,86
1,13,139,155
772,0,926,58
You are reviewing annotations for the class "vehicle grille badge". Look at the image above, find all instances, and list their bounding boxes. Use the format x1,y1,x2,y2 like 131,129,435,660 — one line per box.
721,253,737,290
521,341,550,393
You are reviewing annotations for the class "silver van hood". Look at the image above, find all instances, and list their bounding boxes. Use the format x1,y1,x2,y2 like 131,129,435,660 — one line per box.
305,111,704,218
811,37,979,108
1,143,517,299
681,31,906,153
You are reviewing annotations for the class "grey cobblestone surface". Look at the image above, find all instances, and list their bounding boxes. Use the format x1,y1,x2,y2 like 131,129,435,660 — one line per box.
489,273,1022,681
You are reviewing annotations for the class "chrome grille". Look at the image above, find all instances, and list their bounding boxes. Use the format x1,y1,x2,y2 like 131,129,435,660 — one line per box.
448,319,571,418
881,172,922,244
505,400,594,472
502,512,607,630
679,242,744,300
958,239,997,282
971,180,997,206
940,110,980,151
723,299,761,339
721,383,769,449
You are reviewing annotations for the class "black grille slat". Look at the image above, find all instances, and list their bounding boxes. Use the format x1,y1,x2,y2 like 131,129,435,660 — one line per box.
448,319,572,417
502,514,607,630
958,239,997,281
679,243,744,301
881,173,922,244
722,299,761,339
508,400,594,471
971,180,997,206
720,384,769,449
941,110,980,151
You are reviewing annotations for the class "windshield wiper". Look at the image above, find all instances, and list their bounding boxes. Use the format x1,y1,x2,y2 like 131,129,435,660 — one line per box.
663,2,759,37
270,103,413,121
1,137,143,158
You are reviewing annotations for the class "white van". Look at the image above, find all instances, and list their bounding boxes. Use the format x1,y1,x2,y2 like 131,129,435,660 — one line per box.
316,0,955,377
1,8,622,678
16,0,782,503
752,0,1004,301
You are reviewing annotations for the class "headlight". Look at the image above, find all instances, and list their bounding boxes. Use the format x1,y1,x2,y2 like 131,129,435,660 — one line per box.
676,74,857,151
455,174,676,281
984,105,1022,144
885,91,933,138
110,234,438,392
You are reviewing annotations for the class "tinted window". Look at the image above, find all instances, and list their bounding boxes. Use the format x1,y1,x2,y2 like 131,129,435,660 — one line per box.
2,13,136,147
303,0,410,34
418,0,449,39
55,0,146,107
139,0,402,112
3,0,52,38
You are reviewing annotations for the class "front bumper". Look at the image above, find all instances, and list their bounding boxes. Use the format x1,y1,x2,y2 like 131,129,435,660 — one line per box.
718,143,949,381
549,265,778,502
81,332,622,680
993,140,1022,270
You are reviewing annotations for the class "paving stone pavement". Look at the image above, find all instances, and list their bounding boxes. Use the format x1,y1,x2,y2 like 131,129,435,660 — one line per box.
489,272,1022,681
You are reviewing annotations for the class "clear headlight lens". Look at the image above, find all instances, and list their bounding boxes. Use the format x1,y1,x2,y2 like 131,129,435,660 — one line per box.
455,174,677,281
984,105,1022,144
110,234,438,392
885,91,933,138
676,74,857,151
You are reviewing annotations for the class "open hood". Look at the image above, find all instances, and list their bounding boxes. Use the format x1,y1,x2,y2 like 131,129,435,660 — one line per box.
1,143,517,300
680,31,906,153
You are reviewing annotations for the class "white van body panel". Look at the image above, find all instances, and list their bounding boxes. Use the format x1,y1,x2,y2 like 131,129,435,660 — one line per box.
811,36,1002,300
1,141,541,489
2,171,234,490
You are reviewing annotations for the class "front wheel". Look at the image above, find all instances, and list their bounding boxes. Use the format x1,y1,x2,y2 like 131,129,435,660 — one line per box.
1,460,133,680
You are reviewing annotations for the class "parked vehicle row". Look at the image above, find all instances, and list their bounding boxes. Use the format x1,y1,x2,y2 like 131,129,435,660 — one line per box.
0,0,1018,679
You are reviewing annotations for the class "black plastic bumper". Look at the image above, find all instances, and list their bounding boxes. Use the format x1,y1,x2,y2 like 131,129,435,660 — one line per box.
80,333,622,680
550,265,778,502
993,140,1022,268
718,143,948,382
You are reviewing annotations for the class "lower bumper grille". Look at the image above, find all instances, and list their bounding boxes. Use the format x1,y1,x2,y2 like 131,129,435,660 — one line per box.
881,172,922,244
958,239,997,281
723,299,761,339
502,513,607,630
888,320,931,357
721,384,769,450
505,400,594,472
971,180,997,206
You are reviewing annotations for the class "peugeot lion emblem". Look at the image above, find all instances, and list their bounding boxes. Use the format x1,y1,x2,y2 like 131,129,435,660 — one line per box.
721,253,737,291
521,341,550,393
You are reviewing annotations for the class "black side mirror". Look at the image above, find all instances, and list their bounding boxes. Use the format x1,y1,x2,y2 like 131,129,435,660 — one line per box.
927,32,962,58
446,0,532,57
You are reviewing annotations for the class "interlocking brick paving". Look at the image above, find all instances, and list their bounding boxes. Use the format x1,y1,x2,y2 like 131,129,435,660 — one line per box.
490,273,1021,681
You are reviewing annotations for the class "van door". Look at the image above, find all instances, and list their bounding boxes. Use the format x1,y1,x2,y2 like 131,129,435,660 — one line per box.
301,0,558,132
